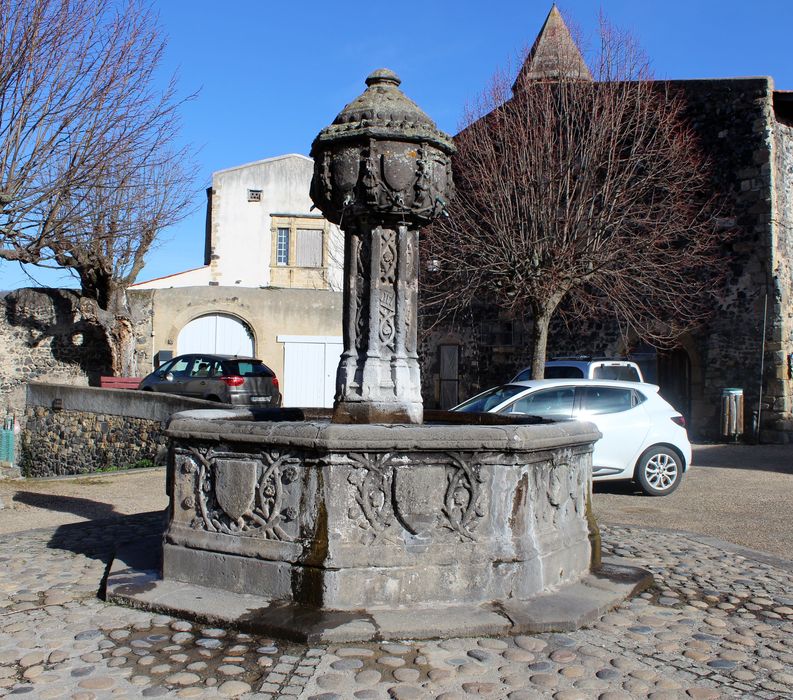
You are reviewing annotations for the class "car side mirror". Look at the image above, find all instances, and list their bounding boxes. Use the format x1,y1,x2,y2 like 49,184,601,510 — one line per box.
165,372,174,382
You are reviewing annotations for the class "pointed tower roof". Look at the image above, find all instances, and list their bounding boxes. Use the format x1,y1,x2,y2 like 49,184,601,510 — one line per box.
512,5,592,92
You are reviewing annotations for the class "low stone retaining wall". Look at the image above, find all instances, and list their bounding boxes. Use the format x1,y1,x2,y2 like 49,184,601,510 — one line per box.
21,383,227,477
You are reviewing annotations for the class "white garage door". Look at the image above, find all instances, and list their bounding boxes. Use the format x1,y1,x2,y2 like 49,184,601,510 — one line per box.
177,314,255,356
278,335,342,408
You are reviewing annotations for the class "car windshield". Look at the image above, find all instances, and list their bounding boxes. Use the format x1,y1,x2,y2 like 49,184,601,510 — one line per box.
454,385,527,413
221,360,273,377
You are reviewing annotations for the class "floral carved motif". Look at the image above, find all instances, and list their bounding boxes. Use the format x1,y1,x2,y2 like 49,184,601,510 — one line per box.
346,452,486,542
441,453,485,540
378,228,398,351
354,233,370,353
347,452,395,540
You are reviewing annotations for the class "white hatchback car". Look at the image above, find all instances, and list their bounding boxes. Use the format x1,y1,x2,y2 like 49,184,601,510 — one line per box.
452,379,691,496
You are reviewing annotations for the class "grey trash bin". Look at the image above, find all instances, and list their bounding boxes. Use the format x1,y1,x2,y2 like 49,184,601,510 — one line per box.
720,388,744,440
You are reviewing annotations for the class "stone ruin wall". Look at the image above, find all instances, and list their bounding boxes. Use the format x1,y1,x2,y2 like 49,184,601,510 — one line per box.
0,289,104,418
0,288,156,417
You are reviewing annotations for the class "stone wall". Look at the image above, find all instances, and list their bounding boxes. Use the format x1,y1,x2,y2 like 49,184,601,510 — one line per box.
677,78,776,440
770,107,793,439
21,383,223,477
0,289,112,417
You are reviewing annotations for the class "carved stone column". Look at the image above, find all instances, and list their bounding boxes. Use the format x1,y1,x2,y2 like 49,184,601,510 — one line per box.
310,69,455,424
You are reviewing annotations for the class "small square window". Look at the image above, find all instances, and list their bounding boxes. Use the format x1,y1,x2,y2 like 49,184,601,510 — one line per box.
247,189,262,202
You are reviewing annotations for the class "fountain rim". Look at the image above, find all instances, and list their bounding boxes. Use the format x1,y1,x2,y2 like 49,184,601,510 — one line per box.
164,406,602,453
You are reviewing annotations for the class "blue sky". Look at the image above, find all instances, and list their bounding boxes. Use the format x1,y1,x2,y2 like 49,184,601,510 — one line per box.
2,0,792,290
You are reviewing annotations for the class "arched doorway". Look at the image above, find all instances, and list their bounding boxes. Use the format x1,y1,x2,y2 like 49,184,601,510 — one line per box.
657,349,692,423
629,342,692,423
177,314,255,356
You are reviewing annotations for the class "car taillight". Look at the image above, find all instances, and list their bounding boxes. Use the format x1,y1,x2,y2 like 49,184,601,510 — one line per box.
671,415,686,428
272,376,279,390
222,376,245,387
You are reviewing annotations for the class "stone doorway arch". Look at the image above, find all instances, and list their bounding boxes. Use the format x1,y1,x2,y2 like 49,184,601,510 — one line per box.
177,313,255,357
628,338,703,435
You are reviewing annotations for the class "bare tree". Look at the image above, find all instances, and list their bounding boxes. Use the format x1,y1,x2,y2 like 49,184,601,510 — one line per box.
422,14,726,380
0,0,196,374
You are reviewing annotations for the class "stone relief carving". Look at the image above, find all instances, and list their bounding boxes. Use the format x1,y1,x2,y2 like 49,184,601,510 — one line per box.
362,140,380,205
347,452,395,539
354,233,370,353
532,450,586,530
376,227,398,352
179,446,297,541
346,451,485,543
441,452,485,541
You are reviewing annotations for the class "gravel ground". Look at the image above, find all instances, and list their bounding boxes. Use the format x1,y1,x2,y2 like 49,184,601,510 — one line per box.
0,468,168,534
592,443,793,561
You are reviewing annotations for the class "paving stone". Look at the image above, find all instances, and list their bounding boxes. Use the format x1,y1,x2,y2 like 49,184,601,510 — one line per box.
387,686,424,699
77,676,115,690
217,680,252,696
165,672,201,686
378,655,407,668
393,668,420,682
501,649,534,663
6,519,793,700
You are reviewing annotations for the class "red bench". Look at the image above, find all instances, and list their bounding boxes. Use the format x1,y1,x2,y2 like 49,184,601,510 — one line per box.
99,377,142,390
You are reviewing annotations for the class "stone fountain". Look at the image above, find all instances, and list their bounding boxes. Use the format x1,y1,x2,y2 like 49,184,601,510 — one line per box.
107,70,650,642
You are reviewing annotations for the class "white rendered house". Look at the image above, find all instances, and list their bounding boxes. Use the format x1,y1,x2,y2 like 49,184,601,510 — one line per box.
133,153,343,291
131,154,344,407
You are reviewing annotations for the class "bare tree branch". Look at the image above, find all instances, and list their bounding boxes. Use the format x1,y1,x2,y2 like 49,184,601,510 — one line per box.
0,0,197,373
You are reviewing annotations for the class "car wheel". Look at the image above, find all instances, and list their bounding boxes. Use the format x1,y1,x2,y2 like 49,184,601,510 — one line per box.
635,447,683,496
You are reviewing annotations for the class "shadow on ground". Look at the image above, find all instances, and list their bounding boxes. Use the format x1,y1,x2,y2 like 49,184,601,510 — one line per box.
14,490,119,521
592,481,646,497
691,444,793,473
47,510,166,563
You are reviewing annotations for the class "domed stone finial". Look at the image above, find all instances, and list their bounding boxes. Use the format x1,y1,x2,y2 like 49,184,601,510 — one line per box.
310,69,454,227
365,68,401,87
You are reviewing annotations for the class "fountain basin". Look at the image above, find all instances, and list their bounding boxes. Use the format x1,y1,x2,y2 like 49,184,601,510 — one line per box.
162,409,599,609
107,408,651,641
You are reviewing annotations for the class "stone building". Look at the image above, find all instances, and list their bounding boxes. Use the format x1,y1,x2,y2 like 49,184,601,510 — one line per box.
420,7,793,443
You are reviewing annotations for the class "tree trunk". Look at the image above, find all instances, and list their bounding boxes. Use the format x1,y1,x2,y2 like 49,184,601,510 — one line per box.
530,307,553,380
80,284,137,376
531,314,551,379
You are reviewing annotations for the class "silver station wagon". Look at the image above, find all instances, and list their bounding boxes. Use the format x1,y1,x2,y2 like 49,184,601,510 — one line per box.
138,354,281,407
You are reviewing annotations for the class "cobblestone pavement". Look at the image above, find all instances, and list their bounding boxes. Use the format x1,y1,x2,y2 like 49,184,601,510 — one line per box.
1,513,793,699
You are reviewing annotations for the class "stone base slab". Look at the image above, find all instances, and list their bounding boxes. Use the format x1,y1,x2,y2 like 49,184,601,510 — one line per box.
106,539,652,643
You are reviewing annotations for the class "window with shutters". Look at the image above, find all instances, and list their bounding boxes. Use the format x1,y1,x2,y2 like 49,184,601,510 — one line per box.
270,214,330,288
